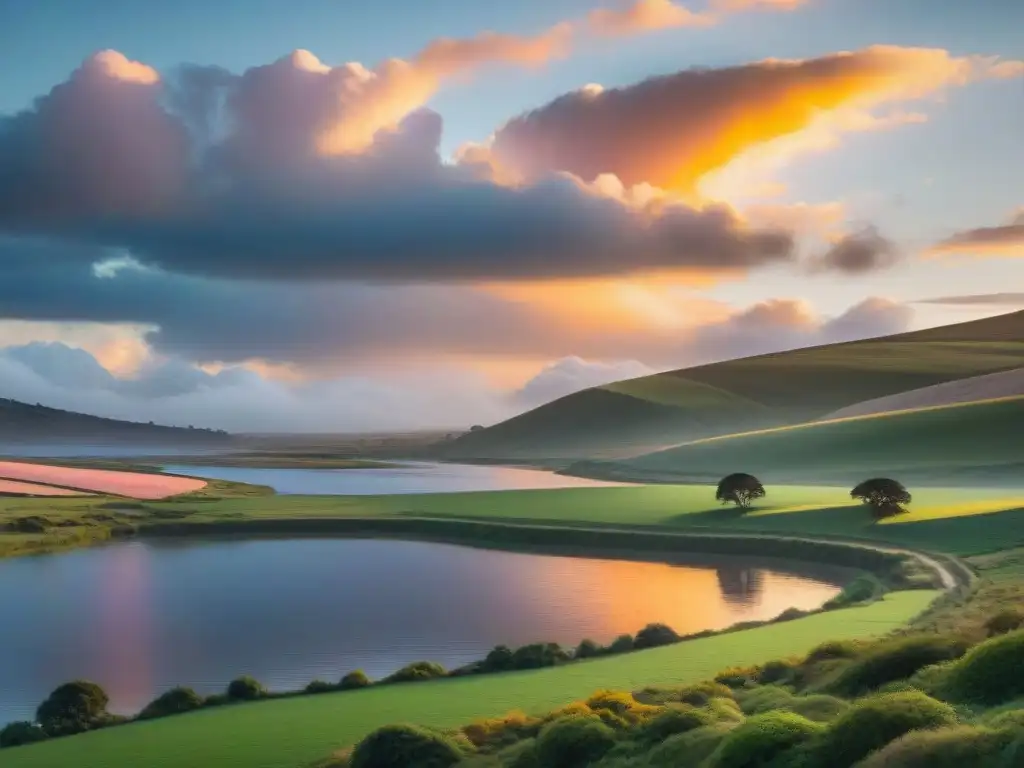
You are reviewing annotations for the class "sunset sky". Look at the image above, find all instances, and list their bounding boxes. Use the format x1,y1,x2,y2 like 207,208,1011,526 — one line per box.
0,0,1021,432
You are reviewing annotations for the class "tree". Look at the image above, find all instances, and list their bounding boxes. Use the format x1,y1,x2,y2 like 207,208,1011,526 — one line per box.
716,473,766,509
851,478,912,518
35,680,109,734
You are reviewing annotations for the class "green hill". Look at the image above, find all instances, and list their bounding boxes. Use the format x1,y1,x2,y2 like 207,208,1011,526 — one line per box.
584,395,1024,487
435,310,1024,462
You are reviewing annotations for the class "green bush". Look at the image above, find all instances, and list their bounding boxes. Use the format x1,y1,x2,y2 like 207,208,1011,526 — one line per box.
607,634,634,654
946,629,1024,704
676,681,736,707
638,705,716,744
707,711,823,768
758,660,795,685
385,661,447,683
534,716,617,768
511,643,569,670
0,721,48,748
574,639,601,659
985,609,1024,637
634,623,680,650
804,639,859,664
646,723,735,767
785,695,848,723
808,691,958,767
138,687,205,720
830,635,968,695
351,723,465,768
856,725,1013,768
738,686,796,715
226,675,266,700
483,645,515,672
340,669,372,690
35,680,110,733
823,575,883,610
305,680,336,694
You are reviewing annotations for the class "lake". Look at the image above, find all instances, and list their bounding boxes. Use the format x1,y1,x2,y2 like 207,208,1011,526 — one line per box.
0,538,846,724
160,460,628,495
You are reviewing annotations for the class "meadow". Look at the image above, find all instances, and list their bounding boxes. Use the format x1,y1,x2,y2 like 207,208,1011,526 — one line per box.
0,592,937,768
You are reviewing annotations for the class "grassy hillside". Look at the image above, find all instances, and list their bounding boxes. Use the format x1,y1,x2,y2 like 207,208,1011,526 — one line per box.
436,311,1024,462
601,395,1024,488
0,398,230,445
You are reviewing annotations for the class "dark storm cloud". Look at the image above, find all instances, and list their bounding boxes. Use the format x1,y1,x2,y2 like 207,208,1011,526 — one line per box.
808,226,901,274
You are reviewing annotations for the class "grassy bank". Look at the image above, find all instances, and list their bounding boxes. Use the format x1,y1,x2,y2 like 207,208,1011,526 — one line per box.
0,591,937,768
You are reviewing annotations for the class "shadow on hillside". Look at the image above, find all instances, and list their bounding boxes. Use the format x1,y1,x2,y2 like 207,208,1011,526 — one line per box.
663,503,874,537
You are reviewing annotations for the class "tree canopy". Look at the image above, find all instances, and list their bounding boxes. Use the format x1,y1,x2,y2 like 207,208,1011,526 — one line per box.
851,478,912,518
716,473,766,509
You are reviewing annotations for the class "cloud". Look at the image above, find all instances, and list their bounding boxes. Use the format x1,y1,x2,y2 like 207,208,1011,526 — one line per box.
0,49,797,284
588,1,714,36
513,356,655,407
808,226,900,274
685,297,914,362
916,293,1024,307
928,210,1024,257
488,46,1022,194
0,342,512,433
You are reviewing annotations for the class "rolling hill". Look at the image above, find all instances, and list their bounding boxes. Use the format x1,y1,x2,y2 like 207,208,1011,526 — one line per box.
434,310,1024,462
570,395,1024,487
0,398,231,446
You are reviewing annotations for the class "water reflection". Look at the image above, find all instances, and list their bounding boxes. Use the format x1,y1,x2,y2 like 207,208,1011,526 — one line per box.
0,538,845,723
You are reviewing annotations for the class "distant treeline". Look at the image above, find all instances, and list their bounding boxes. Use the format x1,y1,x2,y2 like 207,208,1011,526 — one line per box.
0,398,230,440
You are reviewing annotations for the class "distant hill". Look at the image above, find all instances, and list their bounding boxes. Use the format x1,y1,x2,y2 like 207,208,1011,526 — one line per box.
0,398,231,445
579,395,1024,488
433,310,1024,463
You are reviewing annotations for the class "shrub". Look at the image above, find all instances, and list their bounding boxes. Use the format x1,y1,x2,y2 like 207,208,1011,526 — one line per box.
305,680,336,694
483,645,515,672
647,723,735,767
716,473,766,508
634,623,680,650
804,640,859,664
985,609,1024,637
607,634,634,654
856,725,1013,768
715,665,759,688
226,675,266,701
204,693,229,707
676,681,736,707
946,629,1024,704
758,660,796,685
462,710,539,750
708,711,822,768
774,608,809,623
385,661,447,683
35,680,110,733
534,716,617,768
585,691,637,716
785,695,849,723
0,721,48,748
510,643,569,670
138,687,205,719
574,639,601,659
823,575,884,610
738,686,795,715
638,705,716,744
808,691,958,767
830,634,969,695
340,670,372,690
351,723,465,768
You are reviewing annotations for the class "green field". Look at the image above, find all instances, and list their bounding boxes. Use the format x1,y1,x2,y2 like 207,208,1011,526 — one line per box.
0,591,936,768
612,395,1024,487
435,311,1024,461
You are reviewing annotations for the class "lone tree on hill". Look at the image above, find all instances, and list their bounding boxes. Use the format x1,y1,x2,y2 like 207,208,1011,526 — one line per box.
716,473,766,509
851,478,912,518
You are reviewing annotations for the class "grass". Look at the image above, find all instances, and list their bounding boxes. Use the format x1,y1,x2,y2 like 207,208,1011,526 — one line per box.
617,395,1024,487
435,311,1024,461
0,591,937,768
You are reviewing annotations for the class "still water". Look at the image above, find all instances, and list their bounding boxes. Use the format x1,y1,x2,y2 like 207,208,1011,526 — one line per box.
161,460,628,495
0,537,844,724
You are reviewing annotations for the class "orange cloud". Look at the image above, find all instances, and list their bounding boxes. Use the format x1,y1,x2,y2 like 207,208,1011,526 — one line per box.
489,46,1023,196
589,0,714,36
929,210,1024,257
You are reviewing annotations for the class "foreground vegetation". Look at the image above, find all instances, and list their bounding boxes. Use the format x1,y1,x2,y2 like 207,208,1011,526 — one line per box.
0,591,938,768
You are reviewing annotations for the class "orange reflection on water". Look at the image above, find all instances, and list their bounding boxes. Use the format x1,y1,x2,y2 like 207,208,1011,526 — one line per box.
509,554,840,643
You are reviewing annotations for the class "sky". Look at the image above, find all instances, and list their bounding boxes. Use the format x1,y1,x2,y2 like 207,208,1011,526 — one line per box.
0,0,1021,433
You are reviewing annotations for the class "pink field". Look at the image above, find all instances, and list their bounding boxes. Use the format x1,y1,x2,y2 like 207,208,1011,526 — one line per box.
0,478,93,496
0,462,207,499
